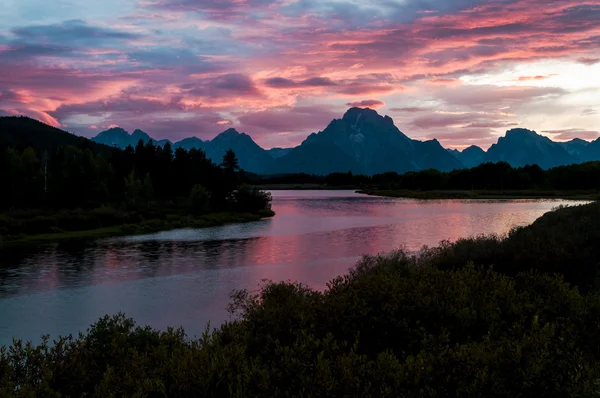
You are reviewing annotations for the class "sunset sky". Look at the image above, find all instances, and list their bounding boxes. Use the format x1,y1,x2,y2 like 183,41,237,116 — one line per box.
1,0,599,149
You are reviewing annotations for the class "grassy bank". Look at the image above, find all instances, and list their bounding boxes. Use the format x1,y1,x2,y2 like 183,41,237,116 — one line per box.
2,202,600,396
358,188,600,200
0,209,275,246
253,183,360,190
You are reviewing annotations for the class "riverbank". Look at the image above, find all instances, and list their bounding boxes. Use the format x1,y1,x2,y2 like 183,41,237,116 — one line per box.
253,183,360,190
358,188,600,200
0,209,275,246
2,201,599,396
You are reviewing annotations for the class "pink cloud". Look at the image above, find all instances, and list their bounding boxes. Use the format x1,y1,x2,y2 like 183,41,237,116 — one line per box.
345,99,385,108
542,128,600,141
2,0,599,150
577,57,600,65
389,107,430,113
517,74,558,81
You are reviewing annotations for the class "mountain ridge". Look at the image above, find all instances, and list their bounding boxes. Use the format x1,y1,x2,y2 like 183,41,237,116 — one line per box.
7,108,597,175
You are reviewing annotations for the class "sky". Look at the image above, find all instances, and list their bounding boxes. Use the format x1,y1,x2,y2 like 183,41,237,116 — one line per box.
0,0,599,149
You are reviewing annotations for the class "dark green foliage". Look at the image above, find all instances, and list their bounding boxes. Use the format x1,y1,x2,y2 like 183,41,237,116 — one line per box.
2,203,600,396
0,116,112,154
221,148,240,174
189,184,211,215
419,202,600,292
233,186,272,213
0,131,271,239
255,160,600,192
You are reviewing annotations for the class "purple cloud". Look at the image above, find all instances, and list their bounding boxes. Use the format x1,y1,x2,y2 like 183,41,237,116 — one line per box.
345,99,385,108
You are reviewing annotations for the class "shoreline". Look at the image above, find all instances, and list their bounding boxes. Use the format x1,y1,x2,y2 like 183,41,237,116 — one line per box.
356,189,600,200
254,184,600,200
0,210,275,247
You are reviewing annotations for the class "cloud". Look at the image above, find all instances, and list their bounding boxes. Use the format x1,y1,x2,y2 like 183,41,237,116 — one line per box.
237,105,339,134
582,108,597,116
577,57,600,65
11,20,140,46
436,85,567,107
411,113,475,129
410,111,518,133
517,74,558,81
264,77,336,88
389,107,430,113
345,99,385,108
151,0,277,20
2,0,600,150
182,73,261,99
542,128,600,141
465,121,519,128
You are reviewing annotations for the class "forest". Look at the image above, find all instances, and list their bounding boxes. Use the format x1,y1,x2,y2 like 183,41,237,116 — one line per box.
0,132,272,241
1,201,600,396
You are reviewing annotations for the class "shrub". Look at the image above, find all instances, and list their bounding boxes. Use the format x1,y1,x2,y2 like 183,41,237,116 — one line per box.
233,186,272,213
2,201,600,396
189,184,211,215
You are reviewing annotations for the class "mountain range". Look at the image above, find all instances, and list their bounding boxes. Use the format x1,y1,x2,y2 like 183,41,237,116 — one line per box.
92,108,470,175
92,107,600,175
6,108,598,176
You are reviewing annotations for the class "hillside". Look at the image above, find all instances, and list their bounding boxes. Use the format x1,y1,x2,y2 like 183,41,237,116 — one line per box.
0,116,112,154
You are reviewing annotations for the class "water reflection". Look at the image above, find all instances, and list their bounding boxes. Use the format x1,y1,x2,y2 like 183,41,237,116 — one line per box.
0,191,587,345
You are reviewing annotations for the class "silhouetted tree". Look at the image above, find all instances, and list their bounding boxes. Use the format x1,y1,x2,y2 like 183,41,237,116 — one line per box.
221,149,240,174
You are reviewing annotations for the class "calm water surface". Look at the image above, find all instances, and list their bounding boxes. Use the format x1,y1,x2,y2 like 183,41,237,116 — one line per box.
0,191,586,345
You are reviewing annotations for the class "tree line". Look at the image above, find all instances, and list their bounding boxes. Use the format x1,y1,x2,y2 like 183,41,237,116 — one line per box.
255,161,600,191
0,139,271,214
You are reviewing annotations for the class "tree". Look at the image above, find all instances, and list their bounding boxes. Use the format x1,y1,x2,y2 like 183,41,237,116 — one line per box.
221,149,241,202
221,149,240,174
124,171,143,207
189,184,211,215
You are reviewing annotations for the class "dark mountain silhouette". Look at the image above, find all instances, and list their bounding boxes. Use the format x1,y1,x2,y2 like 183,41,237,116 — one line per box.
84,109,600,174
266,147,292,159
413,139,464,171
486,128,576,169
92,128,172,148
274,141,363,175
278,108,461,175
0,116,111,154
557,138,590,158
448,145,486,168
93,126,274,173
205,128,275,174
173,137,206,151
579,138,600,162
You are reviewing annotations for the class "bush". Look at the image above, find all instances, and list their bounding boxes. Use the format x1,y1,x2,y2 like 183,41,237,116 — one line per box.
2,202,600,396
233,186,272,213
189,184,211,215
420,202,600,292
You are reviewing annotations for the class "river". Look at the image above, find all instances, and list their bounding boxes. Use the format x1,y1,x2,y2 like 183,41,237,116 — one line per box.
0,190,586,346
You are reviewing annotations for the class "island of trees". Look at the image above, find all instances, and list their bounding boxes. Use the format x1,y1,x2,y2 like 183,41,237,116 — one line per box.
0,119,273,244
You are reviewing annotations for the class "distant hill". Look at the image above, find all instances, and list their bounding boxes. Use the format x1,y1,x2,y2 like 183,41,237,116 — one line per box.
173,137,206,151
0,116,112,154
274,141,363,175
92,128,172,149
204,128,275,174
266,147,292,159
449,145,486,168
486,128,576,169
578,138,600,162
93,126,275,174
557,138,590,158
